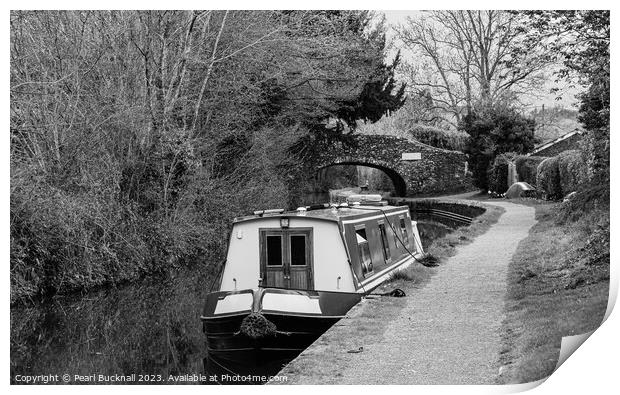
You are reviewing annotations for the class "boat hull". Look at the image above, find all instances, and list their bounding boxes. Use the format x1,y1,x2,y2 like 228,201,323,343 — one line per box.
201,288,361,376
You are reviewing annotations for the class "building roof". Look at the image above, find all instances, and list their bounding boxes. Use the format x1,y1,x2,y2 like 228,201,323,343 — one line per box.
530,129,583,156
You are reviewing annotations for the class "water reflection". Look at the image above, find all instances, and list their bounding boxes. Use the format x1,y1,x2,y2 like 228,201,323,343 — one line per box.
11,266,216,384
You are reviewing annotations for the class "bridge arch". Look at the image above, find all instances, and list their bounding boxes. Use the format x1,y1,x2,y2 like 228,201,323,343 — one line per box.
309,134,470,198
316,161,407,197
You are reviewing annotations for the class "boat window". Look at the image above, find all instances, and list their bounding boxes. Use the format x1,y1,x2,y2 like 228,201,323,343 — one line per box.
400,217,410,248
392,220,400,250
266,235,283,266
290,235,306,266
378,222,391,262
355,227,373,277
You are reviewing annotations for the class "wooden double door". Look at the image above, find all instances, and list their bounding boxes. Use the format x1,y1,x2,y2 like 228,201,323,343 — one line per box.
259,228,313,290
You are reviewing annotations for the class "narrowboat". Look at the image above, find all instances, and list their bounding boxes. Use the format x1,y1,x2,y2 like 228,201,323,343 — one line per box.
201,195,425,374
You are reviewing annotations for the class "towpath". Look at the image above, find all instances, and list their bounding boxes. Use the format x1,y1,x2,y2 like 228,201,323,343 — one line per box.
276,198,536,384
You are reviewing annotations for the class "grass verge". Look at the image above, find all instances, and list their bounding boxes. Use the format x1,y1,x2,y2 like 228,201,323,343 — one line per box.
496,201,610,383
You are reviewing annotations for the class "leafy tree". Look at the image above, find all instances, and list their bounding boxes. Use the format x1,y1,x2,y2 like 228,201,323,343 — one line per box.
459,106,535,190
272,11,406,136
335,51,406,127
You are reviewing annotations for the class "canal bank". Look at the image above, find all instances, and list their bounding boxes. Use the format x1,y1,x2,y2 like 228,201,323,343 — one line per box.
275,199,536,384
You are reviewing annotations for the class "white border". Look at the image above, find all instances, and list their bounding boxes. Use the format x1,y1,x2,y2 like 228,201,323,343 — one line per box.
3,2,617,395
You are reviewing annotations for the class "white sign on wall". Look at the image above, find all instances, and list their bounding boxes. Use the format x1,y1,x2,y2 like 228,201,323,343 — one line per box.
401,152,422,161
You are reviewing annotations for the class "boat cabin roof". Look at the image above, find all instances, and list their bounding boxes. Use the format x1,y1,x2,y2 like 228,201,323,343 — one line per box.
233,204,408,225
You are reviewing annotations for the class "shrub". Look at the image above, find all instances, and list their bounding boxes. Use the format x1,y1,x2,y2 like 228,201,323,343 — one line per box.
515,155,547,186
9,137,291,304
557,150,588,195
405,124,470,151
10,178,150,303
536,157,562,200
557,181,610,223
487,153,517,194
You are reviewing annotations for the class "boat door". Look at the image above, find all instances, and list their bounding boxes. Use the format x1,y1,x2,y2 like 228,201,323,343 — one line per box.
259,228,313,290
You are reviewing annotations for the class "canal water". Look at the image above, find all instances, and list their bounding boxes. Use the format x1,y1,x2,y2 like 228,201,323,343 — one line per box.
11,221,450,385
10,265,219,384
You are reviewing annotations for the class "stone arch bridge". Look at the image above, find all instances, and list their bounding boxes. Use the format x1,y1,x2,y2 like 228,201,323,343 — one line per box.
312,134,471,197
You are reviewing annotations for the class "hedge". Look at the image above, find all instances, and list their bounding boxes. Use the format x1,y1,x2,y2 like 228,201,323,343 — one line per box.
406,124,470,152
515,155,547,187
557,150,588,195
536,157,562,200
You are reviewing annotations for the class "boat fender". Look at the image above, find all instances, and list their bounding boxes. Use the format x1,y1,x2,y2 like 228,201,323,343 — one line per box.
239,313,277,339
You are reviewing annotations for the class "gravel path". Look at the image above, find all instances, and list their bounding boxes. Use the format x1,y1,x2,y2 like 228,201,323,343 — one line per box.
278,199,536,384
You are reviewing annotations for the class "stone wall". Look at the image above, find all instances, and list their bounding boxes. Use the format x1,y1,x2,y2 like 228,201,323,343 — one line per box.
312,135,472,196
388,198,487,228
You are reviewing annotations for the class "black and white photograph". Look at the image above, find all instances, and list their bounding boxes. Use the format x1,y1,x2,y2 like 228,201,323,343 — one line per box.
7,2,615,390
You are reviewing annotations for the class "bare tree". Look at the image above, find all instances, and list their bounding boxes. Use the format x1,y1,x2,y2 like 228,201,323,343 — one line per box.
394,10,549,126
